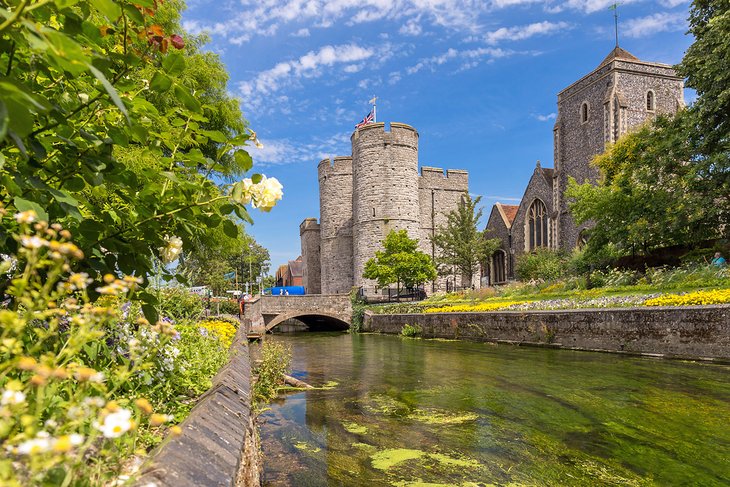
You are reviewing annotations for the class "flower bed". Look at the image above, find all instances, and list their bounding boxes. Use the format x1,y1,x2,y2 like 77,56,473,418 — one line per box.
0,212,234,485
644,289,730,307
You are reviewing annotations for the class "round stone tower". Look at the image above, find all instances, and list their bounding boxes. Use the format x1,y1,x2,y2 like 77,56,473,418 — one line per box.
352,122,420,293
318,156,354,294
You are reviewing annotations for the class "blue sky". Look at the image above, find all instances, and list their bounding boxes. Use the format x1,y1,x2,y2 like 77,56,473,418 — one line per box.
181,0,693,272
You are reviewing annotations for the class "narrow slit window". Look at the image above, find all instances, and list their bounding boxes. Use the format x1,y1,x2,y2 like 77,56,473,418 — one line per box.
647,91,655,111
581,102,589,123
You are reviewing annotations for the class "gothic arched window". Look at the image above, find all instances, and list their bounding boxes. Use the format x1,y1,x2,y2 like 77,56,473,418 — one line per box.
646,90,655,111
527,199,548,251
581,102,589,123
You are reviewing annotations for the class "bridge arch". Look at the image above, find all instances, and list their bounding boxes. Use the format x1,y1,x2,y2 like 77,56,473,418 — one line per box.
265,310,350,332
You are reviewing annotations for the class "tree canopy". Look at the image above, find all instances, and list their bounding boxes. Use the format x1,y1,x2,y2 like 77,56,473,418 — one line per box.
0,0,279,317
363,229,437,292
432,193,500,286
566,0,729,260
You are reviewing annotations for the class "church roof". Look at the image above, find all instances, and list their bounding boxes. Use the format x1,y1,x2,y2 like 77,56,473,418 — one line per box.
597,46,640,68
496,203,519,229
288,257,303,277
541,167,554,183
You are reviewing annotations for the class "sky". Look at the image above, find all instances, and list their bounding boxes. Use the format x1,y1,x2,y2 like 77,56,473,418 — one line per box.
181,0,694,273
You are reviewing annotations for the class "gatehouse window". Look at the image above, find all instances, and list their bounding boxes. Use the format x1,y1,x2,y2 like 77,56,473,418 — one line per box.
646,90,655,111
527,199,548,251
581,102,589,123
577,229,589,249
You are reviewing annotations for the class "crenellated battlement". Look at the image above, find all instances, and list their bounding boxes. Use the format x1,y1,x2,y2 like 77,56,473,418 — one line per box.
299,218,320,234
351,122,419,149
419,166,469,189
318,156,353,178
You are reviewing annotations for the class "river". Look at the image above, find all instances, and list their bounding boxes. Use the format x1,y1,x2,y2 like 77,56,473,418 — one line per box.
258,332,730,486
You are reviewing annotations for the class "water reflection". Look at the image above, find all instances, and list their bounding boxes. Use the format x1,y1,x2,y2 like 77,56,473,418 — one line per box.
259,333,730,486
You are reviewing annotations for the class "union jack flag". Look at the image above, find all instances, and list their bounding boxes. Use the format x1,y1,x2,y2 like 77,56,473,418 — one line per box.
355,110,374,128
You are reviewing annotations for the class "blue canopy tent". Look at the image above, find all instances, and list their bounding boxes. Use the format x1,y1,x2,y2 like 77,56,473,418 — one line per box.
264,286,306,295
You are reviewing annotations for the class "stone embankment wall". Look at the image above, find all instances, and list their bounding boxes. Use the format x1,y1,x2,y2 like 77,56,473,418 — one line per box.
135,322,261,486
363,305,730,361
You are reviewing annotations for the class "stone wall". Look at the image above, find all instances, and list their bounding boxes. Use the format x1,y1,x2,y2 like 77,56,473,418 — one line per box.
318,157,354,294
352,123,421,293
363,305,730,360
511,165,554,255
299,218,321,294
484,205,512,283
418,167,469,291
135,324,261,486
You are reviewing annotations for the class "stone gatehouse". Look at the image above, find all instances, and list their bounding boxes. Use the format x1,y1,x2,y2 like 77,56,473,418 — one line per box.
300,122,470,296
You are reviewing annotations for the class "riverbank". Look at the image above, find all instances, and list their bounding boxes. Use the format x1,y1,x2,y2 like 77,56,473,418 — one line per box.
363,305,730,361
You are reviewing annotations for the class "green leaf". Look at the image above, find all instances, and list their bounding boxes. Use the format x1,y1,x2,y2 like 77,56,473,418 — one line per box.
223,219,239,238
150,72,172,92
13,197,48,221
64,176,86,192
251,173,263,184
162,53,186,76
234,149,253,172
48,188,79,207
91,0,122,20
173,84,201,113
0,100,7,141
87,64,129,121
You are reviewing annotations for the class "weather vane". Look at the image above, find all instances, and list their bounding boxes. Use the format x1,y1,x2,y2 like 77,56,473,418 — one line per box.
609,3,621,48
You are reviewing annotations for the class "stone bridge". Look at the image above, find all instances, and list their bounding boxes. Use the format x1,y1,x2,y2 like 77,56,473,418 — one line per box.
246,294,352,333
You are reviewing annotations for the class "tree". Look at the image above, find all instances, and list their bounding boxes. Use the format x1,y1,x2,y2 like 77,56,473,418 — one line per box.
363,230,437,295
566,114,723,258
432,193,500,287
677,0,730,154
566,0,730,260
0,0,280,318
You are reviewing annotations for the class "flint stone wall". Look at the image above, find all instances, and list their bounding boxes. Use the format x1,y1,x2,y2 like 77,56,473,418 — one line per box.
363,305,730,361
135,323,260,486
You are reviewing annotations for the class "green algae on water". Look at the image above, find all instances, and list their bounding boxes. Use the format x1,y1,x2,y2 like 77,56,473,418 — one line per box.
371,448,482,472
343,421,368,434
407,408,479,425
293,441,321,453
371,449,425,470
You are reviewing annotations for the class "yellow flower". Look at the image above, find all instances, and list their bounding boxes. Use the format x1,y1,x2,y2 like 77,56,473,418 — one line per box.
149,414,173,426
134,398,153,415
51,434,84,453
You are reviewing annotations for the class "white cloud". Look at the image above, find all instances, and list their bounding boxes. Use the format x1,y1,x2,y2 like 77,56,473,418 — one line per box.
485,21,571,44
623,12,687,38
185,0,489,44
292,28,311,37
239,43,374,99
404,46,523,75
658,0,688,7
547,0,639,14
399,17,423,36
252,132,352,166
533,112,556,121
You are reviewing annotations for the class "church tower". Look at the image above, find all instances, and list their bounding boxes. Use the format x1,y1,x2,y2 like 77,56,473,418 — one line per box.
552,47,685,249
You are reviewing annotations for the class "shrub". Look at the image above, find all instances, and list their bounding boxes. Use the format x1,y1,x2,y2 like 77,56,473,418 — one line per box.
401,324,422,337
158,287,204,322
252,341,291,408
515,249,569,282
198,319,238,349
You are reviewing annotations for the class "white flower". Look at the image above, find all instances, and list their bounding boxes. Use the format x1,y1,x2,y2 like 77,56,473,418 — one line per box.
83,396,105,408
14,210,37,224
20,236,48,249
78,93,90,104
234,178,255,205
1,389,26,406
251,176,283,212
95,408,134,438
68,272,91,290
159,235,183,264
17,437,51,455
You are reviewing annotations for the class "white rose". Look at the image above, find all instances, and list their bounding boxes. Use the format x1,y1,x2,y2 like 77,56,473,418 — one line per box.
159,235,183,264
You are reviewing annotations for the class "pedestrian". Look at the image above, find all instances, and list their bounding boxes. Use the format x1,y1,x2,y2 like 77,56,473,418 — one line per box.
279,288,284,295
711,252,726,267
285,289,289,296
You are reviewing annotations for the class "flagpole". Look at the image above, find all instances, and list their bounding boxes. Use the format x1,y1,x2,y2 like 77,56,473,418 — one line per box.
373,101,377,123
